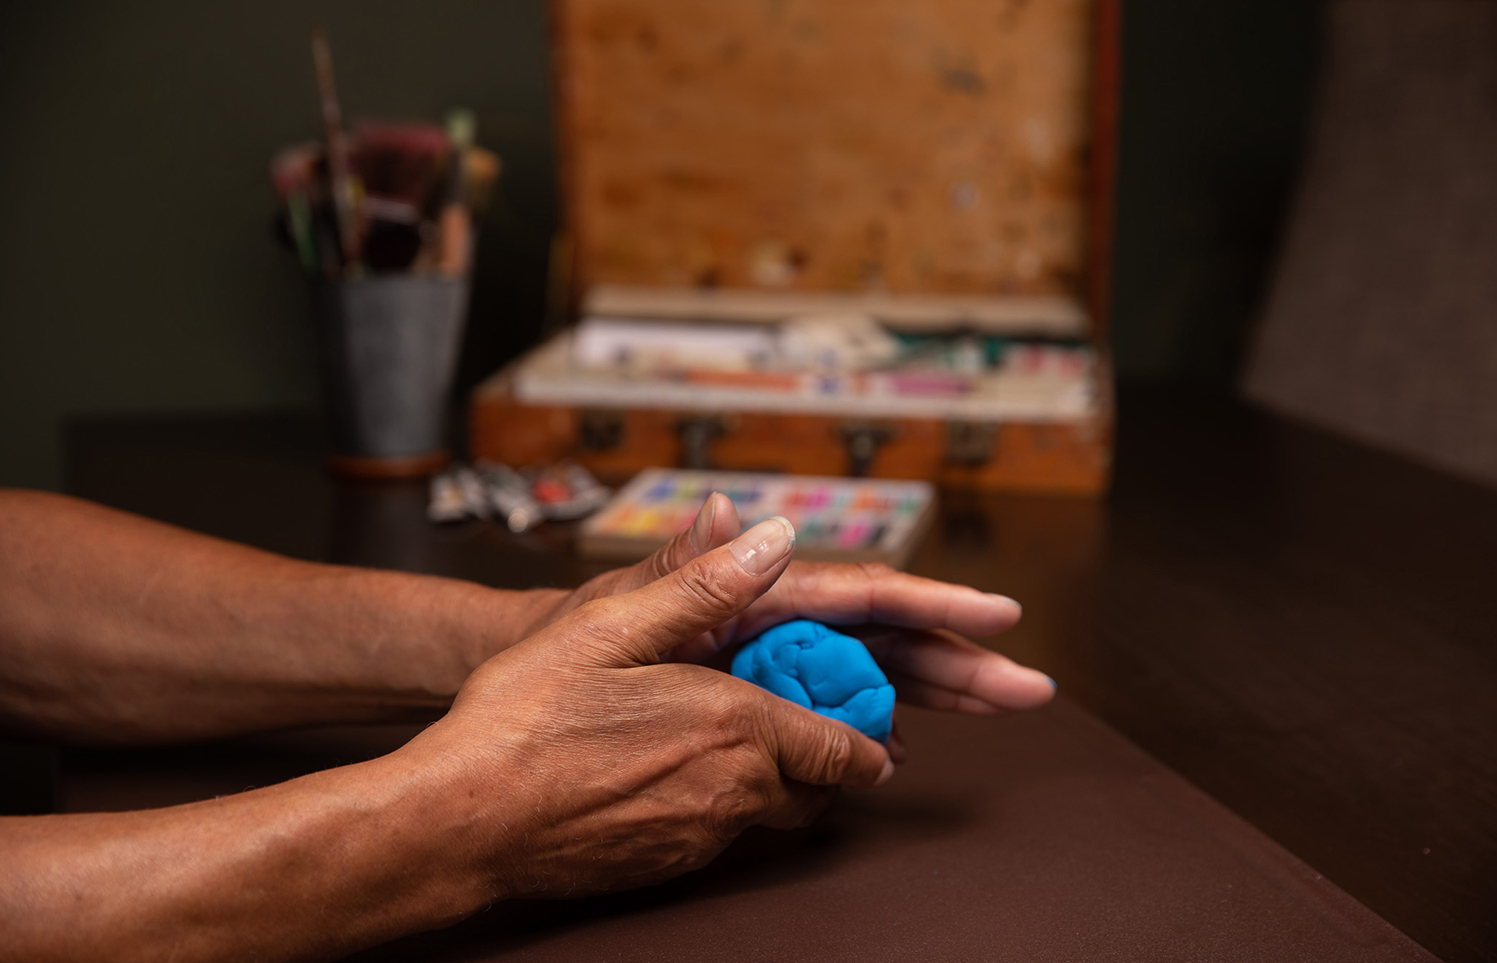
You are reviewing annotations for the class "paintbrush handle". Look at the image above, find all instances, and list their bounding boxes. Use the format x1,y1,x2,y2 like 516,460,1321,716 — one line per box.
311,28,361,271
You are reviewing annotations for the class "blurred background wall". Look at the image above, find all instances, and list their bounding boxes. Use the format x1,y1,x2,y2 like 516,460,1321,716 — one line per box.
0,0,1321,490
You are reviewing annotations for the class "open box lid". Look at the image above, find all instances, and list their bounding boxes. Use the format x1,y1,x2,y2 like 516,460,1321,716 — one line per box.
551,0,1119,338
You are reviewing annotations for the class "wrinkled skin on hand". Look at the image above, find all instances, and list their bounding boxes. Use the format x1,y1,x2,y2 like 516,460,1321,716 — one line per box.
544,493,1055,763
398,517,895,899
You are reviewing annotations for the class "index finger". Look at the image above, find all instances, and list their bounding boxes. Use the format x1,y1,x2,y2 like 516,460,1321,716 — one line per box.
744,562,1023,639
752,686,893,789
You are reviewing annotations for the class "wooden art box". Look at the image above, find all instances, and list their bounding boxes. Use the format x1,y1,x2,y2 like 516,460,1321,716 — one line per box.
471,0,1120,495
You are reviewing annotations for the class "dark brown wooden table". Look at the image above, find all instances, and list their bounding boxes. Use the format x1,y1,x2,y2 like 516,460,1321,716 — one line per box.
54,386,1496,962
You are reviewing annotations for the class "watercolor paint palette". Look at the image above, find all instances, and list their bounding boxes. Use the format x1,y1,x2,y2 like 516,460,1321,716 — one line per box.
577,469,937,568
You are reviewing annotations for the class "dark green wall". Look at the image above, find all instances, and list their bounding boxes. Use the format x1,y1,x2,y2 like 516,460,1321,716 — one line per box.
0,1,1322,490
0,1,557,489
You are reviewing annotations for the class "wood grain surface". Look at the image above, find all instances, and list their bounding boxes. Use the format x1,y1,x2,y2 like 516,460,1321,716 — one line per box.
554,0,1096,297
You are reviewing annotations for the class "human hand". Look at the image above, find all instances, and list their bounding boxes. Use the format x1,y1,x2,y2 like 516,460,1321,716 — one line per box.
553,494,1055,729
398,515,892,899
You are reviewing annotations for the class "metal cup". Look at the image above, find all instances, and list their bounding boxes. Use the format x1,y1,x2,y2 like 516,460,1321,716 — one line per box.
311,274,469,478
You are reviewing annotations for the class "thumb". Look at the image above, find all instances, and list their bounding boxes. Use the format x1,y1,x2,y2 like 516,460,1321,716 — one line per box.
614,492,742,594
577,516,797,667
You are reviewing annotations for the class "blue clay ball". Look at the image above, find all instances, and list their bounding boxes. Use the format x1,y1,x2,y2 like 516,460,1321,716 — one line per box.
731,619,896,742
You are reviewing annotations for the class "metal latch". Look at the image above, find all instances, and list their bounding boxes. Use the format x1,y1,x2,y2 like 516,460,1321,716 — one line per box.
676,414,731,469
578,409,625,451
946,421,997,466
838,422,897,477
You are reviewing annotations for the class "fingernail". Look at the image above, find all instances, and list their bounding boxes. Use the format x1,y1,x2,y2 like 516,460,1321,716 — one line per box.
1007,663,1056,690
875,758,895,787
689,493,718,553
987,593,1022,615
728,516,795,576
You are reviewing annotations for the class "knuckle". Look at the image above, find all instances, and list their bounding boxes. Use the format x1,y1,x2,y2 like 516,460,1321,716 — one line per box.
646,538,682,580
567,598,614,637
702,687,762,751
732,686,774,734
702,787,758,842
858,561,897,581
646,554,671,582
819,726,855,781
567,597,638,653
676,565,741,619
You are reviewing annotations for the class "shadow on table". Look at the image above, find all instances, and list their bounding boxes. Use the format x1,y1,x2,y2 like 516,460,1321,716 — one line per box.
348,791,979,962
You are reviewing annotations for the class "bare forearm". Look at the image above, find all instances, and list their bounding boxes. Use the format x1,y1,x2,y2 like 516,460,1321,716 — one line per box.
0,490,566,743
0,750,496,963
0,506,1032,960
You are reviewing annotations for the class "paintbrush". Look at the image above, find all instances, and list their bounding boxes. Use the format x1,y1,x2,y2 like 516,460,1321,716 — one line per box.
437,108,475,277
269,143,322,271
310,28,362,274
461,146,502,213
351,121,449,271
